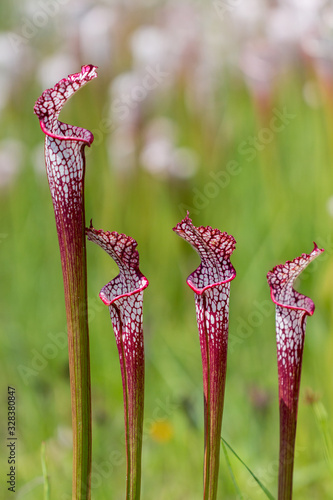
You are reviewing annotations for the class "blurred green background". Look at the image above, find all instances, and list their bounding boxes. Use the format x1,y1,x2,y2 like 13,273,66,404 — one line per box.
1,0,333,498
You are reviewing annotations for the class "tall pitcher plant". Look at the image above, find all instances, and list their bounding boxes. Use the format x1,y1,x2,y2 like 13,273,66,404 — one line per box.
34,65,98,500
174,213,236,500
267,244,324,500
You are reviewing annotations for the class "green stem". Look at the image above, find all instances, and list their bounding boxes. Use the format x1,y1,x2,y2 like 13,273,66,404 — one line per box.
41,442,50,500
202,295,225,500
278,402,297,500
115,306,144,500
203,319,212,500
125,357,144,500
57,190,91,500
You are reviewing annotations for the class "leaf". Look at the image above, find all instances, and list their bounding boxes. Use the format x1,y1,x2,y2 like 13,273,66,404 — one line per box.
221,438,275,500
221,438,243,499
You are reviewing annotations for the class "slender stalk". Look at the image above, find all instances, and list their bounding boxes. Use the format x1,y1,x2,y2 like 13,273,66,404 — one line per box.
277,336,303,500
114,303,144,499
278,403,297,500
59,191,91,499
41,442,50,500
201,293,227,500
202,294,213,500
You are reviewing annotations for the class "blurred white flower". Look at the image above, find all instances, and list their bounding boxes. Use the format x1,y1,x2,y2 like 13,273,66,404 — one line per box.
140,117,198,179
168,147,198,179
286,0,325,11
323,6,333,30
0,33,33,110
130,26,170,68
108,128,136,174
240,40,279,95
228,0,265,33
266,4,319,44
326,195,333,218
0,139,24,189
160,2,203,73
0,33,23,69
109,65,170,129
303,81,322,108
302,36,333,81
79,6,117,66
0,35,11,110
141,137,173,175
31,143,46,177
109,71,144,128
140,117,175,175
37,53,78,90
57,425,73,449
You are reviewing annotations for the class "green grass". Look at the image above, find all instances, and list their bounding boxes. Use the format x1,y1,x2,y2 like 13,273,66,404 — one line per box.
1,10,333,499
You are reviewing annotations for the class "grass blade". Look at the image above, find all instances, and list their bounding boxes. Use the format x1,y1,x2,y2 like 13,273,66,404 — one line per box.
221,438,243,499
41,442,50,500
221,437,275,500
